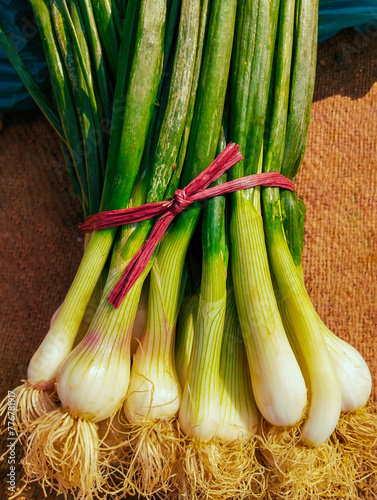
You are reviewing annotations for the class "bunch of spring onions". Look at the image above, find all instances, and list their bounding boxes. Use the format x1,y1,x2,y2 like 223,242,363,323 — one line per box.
1,0,376,498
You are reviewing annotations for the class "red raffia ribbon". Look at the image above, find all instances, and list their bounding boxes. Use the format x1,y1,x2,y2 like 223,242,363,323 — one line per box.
80,143,294,308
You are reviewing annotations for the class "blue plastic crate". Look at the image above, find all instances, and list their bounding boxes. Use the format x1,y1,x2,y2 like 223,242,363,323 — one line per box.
0,0,49,111
318,0,377,42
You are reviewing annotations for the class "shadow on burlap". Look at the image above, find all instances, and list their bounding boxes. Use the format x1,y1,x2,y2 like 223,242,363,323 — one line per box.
0,28,376,499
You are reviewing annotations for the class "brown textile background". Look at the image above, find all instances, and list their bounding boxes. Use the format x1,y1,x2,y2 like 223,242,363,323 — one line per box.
0,28,376,499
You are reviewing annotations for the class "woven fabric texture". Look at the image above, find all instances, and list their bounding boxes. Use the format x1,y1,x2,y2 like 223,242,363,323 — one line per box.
0,28,376,499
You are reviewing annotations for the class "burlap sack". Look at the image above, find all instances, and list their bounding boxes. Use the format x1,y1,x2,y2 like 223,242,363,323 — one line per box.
0,28,376,499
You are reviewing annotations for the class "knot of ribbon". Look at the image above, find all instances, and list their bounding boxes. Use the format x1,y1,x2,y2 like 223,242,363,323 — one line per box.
80,143,294,308
171,189,190,214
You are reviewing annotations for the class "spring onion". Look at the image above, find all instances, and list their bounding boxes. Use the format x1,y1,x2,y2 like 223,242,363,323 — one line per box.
1,0,376,497
280,191,372,412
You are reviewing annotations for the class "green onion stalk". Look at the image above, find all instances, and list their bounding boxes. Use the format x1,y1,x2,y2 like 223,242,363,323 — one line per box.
91,0,120,78
280,191,372,413
218,286,262,468
261,0,343,449
179,163,230,491
175,295,198,390
178,172,264,499
48,263,103,350
129,275,150,357
0,0,167,475
122,219,191,498
76,0,113,138
119,1,238,497
220,286,257,442
32,0,93,215
262,192,376,499
229,0,307,433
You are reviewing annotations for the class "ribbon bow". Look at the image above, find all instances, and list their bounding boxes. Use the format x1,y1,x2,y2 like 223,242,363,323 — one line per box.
80,143,293,308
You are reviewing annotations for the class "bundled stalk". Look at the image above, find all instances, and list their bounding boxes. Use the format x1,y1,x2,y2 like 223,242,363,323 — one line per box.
0,0,376,498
